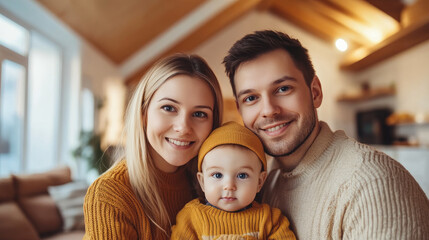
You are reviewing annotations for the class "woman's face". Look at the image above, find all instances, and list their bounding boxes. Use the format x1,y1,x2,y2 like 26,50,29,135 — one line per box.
146,74,215,173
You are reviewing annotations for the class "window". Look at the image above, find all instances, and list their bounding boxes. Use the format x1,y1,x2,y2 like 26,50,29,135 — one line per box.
0,13,29,55
0,60,25,175
0,13,62,176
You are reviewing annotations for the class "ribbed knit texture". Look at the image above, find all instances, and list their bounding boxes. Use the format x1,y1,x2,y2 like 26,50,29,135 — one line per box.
83,160,194,240
171,198,296,239
198,121,267,171
262,121,429,239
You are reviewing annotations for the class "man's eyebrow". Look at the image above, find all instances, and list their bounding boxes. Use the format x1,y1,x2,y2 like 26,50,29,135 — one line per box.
158,98,213,111
236,75,297,98
274,76,297,84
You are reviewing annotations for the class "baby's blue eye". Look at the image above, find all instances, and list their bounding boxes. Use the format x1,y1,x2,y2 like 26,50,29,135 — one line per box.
212,172,223,179
237,173,248,179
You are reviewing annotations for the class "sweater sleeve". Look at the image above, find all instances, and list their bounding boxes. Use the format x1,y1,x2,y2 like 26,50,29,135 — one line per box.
266,207,296,240
342,156,429,239
83,178,152,240
170,201,199,240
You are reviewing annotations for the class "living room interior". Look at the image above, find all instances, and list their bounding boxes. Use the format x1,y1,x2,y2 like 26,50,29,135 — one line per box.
1,0,429,239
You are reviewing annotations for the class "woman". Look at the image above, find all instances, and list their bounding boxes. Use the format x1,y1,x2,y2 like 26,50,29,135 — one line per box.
83,54,223,239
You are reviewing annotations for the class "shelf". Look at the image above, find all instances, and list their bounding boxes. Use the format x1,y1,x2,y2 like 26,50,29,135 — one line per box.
337,87,395,103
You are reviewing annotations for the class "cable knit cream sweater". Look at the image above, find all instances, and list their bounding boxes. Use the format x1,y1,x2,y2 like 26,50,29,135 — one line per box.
262,121,429,239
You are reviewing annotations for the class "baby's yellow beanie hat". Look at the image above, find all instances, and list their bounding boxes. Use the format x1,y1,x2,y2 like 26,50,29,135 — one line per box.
198,121,266,172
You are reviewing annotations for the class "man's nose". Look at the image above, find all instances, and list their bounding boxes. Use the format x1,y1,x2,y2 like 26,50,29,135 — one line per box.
260,97,280,118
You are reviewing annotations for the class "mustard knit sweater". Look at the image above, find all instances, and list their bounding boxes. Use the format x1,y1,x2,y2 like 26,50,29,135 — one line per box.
171,198,296,239
83,160,194,240
262,121,429,239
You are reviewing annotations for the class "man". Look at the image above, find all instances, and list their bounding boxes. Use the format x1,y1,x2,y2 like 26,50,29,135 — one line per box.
223,30,429,239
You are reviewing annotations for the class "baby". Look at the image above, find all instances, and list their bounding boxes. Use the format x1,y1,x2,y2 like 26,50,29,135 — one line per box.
171,121,295,239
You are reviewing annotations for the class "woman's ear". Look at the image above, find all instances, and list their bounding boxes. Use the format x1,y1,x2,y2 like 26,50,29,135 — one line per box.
257,171,267,192
196,172,205,192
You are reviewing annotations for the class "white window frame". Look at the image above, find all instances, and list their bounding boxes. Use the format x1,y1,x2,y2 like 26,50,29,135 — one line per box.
0,2,82,175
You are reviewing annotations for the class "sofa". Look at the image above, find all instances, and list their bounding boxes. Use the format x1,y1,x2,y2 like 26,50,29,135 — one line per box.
0,166,86,240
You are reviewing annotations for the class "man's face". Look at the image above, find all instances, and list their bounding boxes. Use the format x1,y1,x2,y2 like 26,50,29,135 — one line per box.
234,49,322,157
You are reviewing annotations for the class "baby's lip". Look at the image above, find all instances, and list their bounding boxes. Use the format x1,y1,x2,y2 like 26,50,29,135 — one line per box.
222,197,236,201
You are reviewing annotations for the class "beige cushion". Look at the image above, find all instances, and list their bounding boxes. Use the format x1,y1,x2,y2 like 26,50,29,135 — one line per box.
48,181,88,231
0,202,39,240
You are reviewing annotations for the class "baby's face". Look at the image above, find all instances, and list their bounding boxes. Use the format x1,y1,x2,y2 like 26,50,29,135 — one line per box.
197,145,266,212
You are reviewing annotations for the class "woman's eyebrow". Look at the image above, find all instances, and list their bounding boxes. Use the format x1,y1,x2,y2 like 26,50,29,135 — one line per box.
158,98,213,111
158,97,179,103
195,105,213,111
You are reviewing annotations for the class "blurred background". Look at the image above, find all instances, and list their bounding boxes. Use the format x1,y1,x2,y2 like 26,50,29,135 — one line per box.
1,0,428,195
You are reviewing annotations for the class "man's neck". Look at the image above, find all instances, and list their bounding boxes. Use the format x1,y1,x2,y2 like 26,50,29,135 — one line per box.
277,121,321,172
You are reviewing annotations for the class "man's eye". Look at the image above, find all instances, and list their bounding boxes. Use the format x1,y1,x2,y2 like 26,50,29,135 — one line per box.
193,111,207,118
237,173,248,179
212,173,222,179
244,95,257,102
277,86,290,93
161,105,175,112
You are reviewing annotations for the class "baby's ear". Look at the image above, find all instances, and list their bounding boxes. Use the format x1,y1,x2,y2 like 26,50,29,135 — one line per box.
257,171,267,192
196,172,205,192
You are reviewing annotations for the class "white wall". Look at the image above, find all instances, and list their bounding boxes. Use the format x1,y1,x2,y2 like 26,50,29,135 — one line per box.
340,39,429,142
347,40,429,114
81,42,126,147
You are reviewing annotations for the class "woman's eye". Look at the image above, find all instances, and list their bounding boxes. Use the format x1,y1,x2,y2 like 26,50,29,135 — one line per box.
212,172,223,179
277,86,290,93
193,111,207,118
161,105,175,112
243,95,257,102
237,173,248,179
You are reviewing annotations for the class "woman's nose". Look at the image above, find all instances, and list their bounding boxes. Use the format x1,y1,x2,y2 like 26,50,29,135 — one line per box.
173,115,192,134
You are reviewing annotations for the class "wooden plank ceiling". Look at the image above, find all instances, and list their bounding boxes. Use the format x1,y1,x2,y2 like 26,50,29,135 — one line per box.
36,0,429,87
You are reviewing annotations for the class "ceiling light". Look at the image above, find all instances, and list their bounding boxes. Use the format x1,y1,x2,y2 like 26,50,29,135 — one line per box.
335,38,348,52
366,29,383,43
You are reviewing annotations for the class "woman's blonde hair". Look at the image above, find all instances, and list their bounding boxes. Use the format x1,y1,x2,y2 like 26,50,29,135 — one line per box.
123,53,223,238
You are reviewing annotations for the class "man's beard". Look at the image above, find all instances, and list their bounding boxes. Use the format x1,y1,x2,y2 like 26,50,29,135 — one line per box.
258,105,317,157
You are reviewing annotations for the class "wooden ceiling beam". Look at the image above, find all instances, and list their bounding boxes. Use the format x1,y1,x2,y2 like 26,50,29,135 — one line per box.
269,0,367,47
310,1,382,45
363,0,405,22
37,0,205,64
326,0,399,39
125,0,263,87
340,16,429,71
